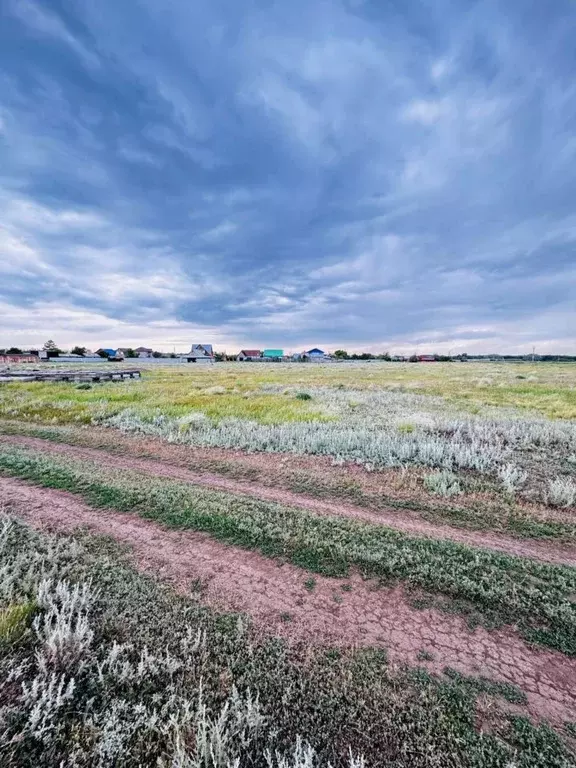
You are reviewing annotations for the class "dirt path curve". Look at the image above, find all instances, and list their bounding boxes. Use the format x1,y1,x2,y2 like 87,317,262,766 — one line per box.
2,434,575,567
2,475,576,726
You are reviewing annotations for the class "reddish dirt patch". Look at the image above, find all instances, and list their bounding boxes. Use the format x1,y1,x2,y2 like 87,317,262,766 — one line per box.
2,433,575,567
2,474,576,726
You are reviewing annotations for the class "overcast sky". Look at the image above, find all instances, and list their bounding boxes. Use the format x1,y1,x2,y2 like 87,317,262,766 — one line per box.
1,0,575,354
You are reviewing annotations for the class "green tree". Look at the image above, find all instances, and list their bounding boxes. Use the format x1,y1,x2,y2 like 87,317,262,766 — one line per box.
71,346,87,356
152,351,162,358
6,347,23,354
43,340,61,357
334,349,348,359
124,349,138,358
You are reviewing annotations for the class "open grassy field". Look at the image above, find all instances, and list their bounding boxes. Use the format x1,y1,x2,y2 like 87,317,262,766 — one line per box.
1,362,576,766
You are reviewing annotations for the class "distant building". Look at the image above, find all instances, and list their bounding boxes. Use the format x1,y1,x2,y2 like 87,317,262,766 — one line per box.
116,347,153,358
181,344,214,363
237,349,261,361
293,348,330,362
418,355,436,362
262,349,283,360
95,348,124,360
0,353,37,364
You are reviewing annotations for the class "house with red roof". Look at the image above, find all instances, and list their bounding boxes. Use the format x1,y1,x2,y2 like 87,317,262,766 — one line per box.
237,349,261,361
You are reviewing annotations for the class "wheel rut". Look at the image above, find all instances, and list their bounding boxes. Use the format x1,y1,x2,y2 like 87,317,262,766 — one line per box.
1,433,575,567
1,474,576,727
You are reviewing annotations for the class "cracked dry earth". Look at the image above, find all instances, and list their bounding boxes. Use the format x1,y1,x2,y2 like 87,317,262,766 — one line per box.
2,434,576,567
1,474,576,727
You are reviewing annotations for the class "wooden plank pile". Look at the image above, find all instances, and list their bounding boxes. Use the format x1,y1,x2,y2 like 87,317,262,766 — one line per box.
0,369,142,383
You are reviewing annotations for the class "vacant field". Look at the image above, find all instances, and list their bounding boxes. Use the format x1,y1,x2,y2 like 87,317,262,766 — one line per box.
1,362,575,766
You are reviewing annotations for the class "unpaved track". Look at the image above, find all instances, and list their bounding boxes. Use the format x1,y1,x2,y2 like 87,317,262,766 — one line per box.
2,475,576,726
1,434,575,567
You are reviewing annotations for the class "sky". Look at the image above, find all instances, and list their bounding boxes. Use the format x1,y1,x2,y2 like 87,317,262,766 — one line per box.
1,0,575,355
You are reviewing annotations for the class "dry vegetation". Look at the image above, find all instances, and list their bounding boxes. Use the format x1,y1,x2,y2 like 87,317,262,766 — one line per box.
1,361,576,766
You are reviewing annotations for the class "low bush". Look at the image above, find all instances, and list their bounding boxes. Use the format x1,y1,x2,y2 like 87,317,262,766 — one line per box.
424,472,462,497
498,463,528,495
547,477,576,508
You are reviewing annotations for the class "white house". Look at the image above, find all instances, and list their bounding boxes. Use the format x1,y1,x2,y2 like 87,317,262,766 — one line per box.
181,344,214,363
135,346,154,358
293,348,330,361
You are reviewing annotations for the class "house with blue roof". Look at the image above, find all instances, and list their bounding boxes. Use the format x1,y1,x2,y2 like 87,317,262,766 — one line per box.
96,348,124,360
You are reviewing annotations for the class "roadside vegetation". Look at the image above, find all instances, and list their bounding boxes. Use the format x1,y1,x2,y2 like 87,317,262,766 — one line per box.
1,515,574,768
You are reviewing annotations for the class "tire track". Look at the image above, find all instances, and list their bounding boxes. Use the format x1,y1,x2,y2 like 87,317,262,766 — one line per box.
2,474,575,726
1,433,575,567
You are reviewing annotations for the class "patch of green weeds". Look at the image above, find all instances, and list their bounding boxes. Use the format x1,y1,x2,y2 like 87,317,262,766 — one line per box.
0,600,36,645
442,667,527,705
304,577,316,592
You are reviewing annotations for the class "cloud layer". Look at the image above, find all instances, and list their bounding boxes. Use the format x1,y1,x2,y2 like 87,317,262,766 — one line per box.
1,0,575,353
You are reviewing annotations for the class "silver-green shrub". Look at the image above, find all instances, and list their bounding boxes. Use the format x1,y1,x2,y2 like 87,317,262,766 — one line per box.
423,472,462,497
546,477,576,508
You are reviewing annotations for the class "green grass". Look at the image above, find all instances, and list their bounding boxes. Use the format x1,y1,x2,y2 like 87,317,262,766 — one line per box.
0,600,36,646
442,667,527,705
1,445,576,655
2,361,576,426
0,371,331,426
2,516,574,767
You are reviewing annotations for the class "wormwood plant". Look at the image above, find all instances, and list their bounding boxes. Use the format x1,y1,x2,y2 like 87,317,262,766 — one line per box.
423,471,462,497
547,477,576,508
0,516,574,768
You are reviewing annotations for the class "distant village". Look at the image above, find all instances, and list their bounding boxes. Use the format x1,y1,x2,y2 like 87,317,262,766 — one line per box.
1,341,574,365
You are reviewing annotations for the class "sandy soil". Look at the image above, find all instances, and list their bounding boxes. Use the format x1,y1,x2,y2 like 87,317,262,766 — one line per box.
2,474,576,726
2,433,575,567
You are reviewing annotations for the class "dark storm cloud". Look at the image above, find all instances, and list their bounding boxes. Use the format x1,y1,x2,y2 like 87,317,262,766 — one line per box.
1,0,575,352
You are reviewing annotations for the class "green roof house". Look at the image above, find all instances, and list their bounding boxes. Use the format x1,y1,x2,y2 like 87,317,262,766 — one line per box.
262,349,283,359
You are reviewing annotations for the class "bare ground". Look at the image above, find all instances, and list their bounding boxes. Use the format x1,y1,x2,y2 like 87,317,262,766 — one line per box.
1,475,575,726
1,433,575,567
